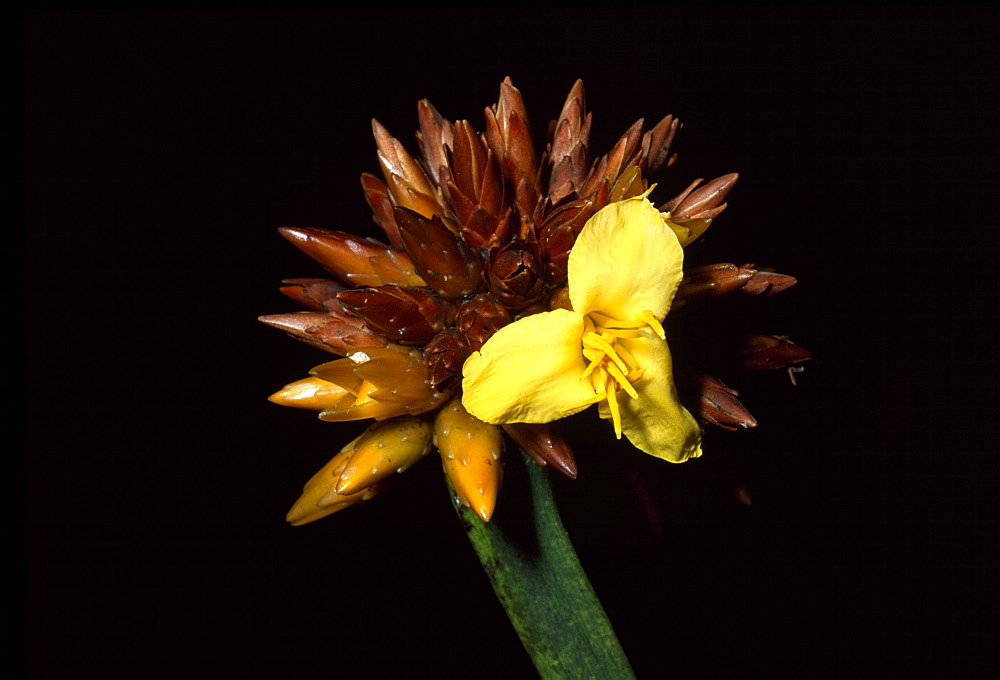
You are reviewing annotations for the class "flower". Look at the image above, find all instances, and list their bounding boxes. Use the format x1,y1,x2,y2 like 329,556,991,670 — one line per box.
262,78,808,525
462,196,702,463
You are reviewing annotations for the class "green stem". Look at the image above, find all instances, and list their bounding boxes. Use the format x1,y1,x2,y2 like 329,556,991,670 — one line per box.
449,451,636,679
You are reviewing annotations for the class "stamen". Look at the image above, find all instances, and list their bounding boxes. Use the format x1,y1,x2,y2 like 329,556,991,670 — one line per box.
589,311,645,332
637,310,665,340
614,343,639,371
582,332,630,375
605,361,638,399
605,382,622,438
580,345,605,380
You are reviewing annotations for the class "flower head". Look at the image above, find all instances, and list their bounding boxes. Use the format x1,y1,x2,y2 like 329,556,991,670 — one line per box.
261,78,808,525
462,196,701,462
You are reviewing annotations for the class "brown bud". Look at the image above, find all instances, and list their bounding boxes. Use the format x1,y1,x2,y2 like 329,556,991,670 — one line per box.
661,173,738,220
337,285,454,347
684,371,758,431
393,207,484,300
440,120,511,249
360,173,404,250
422,329,471,391
371,118,444,220
502,423,578,479
738,333,812,371
640,114,680,174
278,227,426,288
483,78,539,215
485,240,546,310
537,198,594,284
415,98,454,187
547,79,592,203
258,312,388,355
738,265,798,296
675,263,756,303
547,286,572,312
455,295,512,351
578,119,644,203
278,278,347,312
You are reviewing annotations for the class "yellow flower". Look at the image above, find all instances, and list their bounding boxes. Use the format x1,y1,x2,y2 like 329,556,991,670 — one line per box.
461,196,702,463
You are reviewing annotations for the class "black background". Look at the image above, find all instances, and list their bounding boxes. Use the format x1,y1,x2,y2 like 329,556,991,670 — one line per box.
27,9,998,679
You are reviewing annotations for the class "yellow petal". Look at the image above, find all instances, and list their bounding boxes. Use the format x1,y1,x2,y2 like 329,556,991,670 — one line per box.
461,309,600,424
435,398,503,521
568,196,684,321
335,416,433,495
600,335,702,463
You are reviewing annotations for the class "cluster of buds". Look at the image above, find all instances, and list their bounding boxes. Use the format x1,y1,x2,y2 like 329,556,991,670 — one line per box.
262,78,809,525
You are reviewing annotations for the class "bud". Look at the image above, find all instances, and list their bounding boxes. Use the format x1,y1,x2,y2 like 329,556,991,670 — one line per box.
738,333,812,371
537,199,594,284
547,79,592,203
640,114,680,174
502,423,578,479
335,417,434,495
337,285,454,346
371,118,444,220
670,173,738,221
360,172,404,250
278,226,426,288
285,441,381,526
738,265,798,296
439,119,510,249
483,78,539,217
311,347,448,421
454,295,512,351
415,98,454,187
485,240,546,309
684,371,758,431
278,278,347,312
659,173,739,248
422,329,471,391
393,207,483,300
435,397,503,522
675,263,756,302
258,311,388,355
268,376,350,411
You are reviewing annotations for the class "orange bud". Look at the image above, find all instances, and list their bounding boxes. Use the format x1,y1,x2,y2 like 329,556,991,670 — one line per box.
268,376,350,411
435,398,503,522
311,347,449,422
335,417,434,495
286,441,381,526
